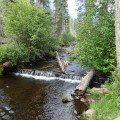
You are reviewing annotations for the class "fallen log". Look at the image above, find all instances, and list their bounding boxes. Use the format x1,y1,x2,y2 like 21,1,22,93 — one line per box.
30,48,56,59
61,60,70,66
71,68,95,97
56,51,66,73
38,50,56,59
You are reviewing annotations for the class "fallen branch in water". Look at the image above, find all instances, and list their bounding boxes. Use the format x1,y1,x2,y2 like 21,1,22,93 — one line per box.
71,68,95,98
61,60,70,66
56,51,66,73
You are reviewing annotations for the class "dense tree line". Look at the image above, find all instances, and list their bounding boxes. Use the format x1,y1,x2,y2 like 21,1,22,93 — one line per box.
74,0,115,72
0,0,73,64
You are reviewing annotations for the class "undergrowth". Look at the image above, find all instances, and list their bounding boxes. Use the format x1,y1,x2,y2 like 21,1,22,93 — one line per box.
87,68,120,120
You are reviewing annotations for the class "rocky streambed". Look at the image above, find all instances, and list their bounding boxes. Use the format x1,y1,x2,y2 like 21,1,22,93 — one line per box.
0,46,91,120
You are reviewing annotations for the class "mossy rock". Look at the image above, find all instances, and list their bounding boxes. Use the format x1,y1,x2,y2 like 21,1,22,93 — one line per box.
62,93,73,103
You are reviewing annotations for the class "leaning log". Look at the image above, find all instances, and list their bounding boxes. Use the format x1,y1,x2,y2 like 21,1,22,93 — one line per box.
30,48,56,59
71,68,95,97
38,50,56,59
56,51,66,73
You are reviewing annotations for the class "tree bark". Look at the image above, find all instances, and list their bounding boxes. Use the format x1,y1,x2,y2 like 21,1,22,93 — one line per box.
0,19,4,38
115,0,120,67
37,0,41,7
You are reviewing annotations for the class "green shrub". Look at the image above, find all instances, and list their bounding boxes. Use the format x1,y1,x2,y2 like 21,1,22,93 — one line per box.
0,43,27,64
74,0,116,72
3,0,58,60
60,32,75,45
88,68,120,120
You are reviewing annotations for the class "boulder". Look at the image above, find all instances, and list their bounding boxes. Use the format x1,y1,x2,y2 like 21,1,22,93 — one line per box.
85,109,94,117
91,87,109,94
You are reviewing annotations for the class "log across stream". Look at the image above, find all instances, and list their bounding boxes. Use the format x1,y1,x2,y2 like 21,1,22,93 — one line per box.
0,46,90,120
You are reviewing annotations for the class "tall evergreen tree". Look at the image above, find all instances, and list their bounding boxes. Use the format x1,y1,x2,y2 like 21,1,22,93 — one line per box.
54,0,69,36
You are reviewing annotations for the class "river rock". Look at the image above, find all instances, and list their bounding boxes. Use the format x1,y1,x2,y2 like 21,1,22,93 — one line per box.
74,110,77,115
80,98,86,102
2,115,10,119
101,84,106,88
85,109,94,117
77,115,81,119
71,90,77,96
91,87,109,94
62,97,73,103
0,111,5,116
114,116,120,120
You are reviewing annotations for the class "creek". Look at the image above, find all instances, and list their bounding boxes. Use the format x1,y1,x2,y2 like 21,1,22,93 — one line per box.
0,46,89,120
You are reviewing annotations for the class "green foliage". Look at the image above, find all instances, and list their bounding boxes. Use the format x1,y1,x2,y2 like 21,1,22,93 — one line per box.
0,68,4,76
0,43,27,64
3,0,58,60
112,67,120,81
74,0,116,72
60,32,75,45
88,68,120,120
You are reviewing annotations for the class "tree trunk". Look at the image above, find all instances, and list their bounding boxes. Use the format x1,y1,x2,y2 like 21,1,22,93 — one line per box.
115,0,120,67
37,0,41,7
0,19,4,38
71,68,95,97
10,0,14,2
30,0,34,5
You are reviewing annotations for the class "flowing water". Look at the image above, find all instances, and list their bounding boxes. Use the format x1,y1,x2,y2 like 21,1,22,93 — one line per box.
0,47,89,120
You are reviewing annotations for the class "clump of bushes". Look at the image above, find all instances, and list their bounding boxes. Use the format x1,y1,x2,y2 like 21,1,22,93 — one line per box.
3,0,59,61
0,43,27,64
60,32,75,45
74,0,116,73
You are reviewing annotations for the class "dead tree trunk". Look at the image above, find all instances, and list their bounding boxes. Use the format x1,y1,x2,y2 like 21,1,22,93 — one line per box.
115,0,120,67
56,51,66,73
71,68,95,98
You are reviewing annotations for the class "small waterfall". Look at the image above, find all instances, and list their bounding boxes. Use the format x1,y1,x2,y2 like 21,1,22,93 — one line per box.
14,69,82,83
59,74,82,80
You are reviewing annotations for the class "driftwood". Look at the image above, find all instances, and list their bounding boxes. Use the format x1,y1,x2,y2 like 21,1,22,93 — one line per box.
56,51,66,73
71,68,95,97
61,60,70,66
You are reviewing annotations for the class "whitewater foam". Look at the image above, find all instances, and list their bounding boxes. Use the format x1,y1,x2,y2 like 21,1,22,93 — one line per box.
14,73,81,83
